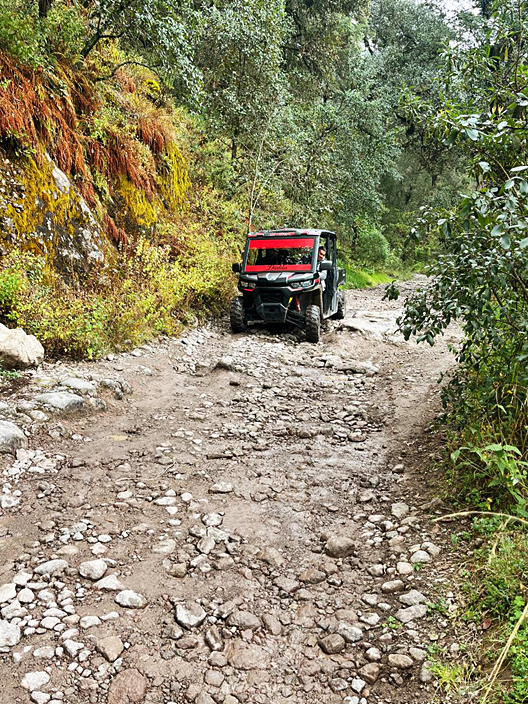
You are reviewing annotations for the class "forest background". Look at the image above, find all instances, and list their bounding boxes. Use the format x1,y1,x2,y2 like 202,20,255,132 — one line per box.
2,0,528,700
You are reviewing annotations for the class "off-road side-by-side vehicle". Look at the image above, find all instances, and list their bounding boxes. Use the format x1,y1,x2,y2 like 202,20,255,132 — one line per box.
230,228,346,342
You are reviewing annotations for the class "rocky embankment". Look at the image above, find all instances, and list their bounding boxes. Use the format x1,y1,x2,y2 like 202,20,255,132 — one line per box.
0,282,464,704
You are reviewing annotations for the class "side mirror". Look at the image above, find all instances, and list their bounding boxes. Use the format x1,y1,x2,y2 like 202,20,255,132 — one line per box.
232,263,241,273
338,269,346,284
320,260,332,271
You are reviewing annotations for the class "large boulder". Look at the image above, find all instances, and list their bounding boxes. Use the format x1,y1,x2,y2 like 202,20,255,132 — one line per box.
0,324,44,370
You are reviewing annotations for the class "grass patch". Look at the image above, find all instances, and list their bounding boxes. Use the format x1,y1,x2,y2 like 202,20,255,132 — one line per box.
342,265,393,289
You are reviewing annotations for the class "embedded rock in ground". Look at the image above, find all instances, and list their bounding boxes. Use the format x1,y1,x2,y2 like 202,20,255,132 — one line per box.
0,421,28,454
21,671,50,691
79,559,108,581
395,604,428,624
0,620,21,647
318,634,346,654
34,392,84,413
388,654,414,669
0,324,44,370
0,583,16,603
325,535,355,558
115,590,147,609
411,550,431,564
97,636,124,662
34,559,69,576
336,622,363,643
358,663,381,684
399,589,427,606
225,640,271,670
96,574,125,591
108,669,147,704
175,602,206,629
227,610,261,630
59,377,96,395
391,502,410,520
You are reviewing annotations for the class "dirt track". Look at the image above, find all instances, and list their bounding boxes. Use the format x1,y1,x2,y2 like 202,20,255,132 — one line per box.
0,280,465,704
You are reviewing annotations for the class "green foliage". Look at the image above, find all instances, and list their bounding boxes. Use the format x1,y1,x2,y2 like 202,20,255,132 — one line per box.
0,0,45,67
392,0,528,497
455,521,528,703
0,237,235,359
353,223,390,266
451,444,528,515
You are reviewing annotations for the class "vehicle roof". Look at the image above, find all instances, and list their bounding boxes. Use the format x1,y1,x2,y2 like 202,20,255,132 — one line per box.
247,228,336,238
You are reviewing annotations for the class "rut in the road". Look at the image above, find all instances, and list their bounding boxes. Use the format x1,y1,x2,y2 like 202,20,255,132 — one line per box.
0,284,463,704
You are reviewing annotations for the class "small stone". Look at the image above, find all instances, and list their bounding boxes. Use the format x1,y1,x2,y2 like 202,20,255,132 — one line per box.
0,583,16,603
388,653,414,669
422,541,441,557
365,647,382,661
18,587,35,603
351,678,366,693
79,559,107,581
152,539,176,555
96,575,125,591
299,568,326,584
62,639,84,657
34,392,84,413
325,535,355,558
358,662,380,684
411,550,431,564
409,647,427,661
391,502,410,519
97,636,124,662
394,604,428,624
30,692,50,704
381,580,404,594
396,561,413,575
80,616,101,629
262,614,282,635
175,602,206,629
115,590,147,609
318,633,346,654
399,590,427,606
33,647,55,659
209,482,233,494
21,671,50,692
336,622,363,643
197,536,215,555
419,661,434,683
34,560,68,576
225,640,271,670
227,610,260,630
0,620,21,647
108,669,147,704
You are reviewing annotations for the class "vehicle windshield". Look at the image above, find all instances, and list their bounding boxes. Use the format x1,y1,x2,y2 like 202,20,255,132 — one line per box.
245,237,315,272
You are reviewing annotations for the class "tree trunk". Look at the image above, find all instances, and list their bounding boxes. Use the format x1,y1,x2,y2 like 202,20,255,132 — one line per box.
38,0,53,18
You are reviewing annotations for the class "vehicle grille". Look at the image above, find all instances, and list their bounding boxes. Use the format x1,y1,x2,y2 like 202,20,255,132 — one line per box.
259,290,284,303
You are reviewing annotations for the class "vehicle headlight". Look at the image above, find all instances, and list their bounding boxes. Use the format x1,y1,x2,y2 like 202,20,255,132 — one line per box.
242,282,256,290
291,282,302,289
301,280,313,288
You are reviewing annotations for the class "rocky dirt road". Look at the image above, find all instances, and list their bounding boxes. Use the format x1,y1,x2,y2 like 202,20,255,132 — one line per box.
0,281,465,704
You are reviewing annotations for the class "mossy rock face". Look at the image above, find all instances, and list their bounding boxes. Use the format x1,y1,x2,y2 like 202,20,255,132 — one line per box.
0,153,114,281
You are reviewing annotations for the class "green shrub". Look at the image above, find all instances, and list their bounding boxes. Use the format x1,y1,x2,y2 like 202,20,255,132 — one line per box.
0,1,44,67
45,3,86,62
353,223,390,267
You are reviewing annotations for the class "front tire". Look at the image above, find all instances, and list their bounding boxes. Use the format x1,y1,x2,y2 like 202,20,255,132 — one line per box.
230,296,246,333
305,304,321,342
333,291,346,320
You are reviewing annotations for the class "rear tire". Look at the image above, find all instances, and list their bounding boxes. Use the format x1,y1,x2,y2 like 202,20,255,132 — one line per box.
305,304,321,342
230,296,246,333
333,291,346,320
